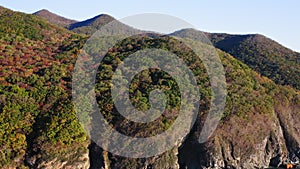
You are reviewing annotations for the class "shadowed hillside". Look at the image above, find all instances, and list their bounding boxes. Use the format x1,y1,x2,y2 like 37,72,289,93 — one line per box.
172,29,300,90
68,14,115,34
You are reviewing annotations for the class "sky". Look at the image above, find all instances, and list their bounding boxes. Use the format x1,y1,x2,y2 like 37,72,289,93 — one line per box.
0,0,299,52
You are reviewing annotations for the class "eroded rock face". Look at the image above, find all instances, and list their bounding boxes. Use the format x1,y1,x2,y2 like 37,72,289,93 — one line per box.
178,96,300,169
36,151,90,169
82,100,299,169
88,142,180,169
19,93,299,169
56,90,299,169
22,79,299,169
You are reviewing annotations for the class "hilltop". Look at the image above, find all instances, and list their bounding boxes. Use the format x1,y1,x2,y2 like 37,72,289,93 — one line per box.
33,9,116,35
68,14,115,34
33,9,77,27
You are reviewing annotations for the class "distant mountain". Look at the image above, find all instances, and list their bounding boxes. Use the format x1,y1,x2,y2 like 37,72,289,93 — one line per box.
33,9,77,27
172,29,300,90
33,10,139,36
68,14,114,34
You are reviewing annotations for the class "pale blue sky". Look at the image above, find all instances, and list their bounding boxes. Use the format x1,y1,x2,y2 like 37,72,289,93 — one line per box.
1,0,299,52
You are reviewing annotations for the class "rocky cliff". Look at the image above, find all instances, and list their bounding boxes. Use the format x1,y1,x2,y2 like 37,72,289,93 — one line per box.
82,53,300,169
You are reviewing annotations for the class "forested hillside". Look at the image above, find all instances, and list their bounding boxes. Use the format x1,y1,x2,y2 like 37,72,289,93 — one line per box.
0,6,88,168
172,29,300,90
0,6,299,169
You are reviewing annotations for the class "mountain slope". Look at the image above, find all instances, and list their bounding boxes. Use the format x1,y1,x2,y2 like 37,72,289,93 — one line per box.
172,29,300,90
179,50,300,169
86,34,300,168
0,6,89,168
33,9,77,27
207,32,300,90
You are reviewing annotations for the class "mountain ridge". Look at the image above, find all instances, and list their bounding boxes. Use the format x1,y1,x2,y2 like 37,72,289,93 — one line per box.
33,9,77,27
32,9,117,35
172,28,300,90
68,14,114,30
